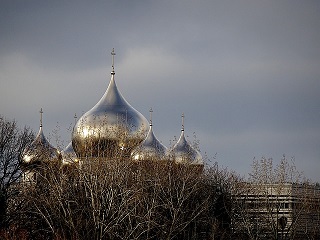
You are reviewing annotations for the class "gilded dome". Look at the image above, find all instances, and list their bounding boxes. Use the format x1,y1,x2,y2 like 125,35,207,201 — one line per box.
72,49,149,158
22,109,59,166
61,141,78,164
169,114,203,165
132,109,167,161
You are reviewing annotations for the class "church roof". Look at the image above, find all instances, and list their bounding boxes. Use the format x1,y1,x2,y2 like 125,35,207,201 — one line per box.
61,141,78,164
132,108,167,160
72,49,149,158
169,114,203,165
22,108,59,164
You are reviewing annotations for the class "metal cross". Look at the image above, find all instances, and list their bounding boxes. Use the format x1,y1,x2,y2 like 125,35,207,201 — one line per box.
40,108,43,127
111,48,116,73
181,113,185,131
149,108,153,126
74,113,77,125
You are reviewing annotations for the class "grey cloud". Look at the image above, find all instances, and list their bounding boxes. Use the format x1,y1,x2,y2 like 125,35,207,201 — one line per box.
1,0,319,181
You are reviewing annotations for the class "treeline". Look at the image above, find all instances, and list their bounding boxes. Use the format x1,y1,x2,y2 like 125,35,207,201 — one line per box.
1,116,319,240
4,159,235,240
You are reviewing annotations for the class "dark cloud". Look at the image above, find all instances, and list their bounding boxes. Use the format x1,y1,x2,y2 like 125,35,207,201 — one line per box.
1,0,319,181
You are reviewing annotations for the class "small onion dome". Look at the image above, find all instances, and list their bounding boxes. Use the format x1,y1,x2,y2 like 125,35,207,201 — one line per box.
169,114,203,165
72,49,149,158
22,110,59,167
61,142,78,164
131,110,167,161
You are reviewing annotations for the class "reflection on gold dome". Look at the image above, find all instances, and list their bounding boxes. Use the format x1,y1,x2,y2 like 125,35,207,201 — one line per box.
131,108,167,161
22,108,60,170
169,114,203,165
72,49,148,159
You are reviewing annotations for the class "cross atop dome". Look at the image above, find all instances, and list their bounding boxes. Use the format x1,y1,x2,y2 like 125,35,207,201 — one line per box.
111,48,116,75
40,108,43,127
149,108,153,126
181,113,185,132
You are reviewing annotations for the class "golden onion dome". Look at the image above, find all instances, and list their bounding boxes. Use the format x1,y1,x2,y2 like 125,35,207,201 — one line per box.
61,141,78,164
132,108,167,161
169,114,203,165
22,108,59,166
72,49,149,158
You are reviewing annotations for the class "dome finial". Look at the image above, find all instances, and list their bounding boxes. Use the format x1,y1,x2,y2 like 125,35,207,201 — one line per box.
149,107,153,126
111,48,116,75
72,113,77,132
74,113,77,125
40,108,43,127
181,113,185,132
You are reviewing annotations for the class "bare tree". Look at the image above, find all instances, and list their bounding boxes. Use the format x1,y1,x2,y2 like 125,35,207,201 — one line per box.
230,156,320,240
2,119,235,240
0,116,34,230
11,154,236,240
137,162,207,239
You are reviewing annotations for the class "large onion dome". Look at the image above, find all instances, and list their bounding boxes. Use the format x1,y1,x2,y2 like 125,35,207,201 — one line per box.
61,142,78,164
169,114,203,165
22,108,59,167
132,108,167,161
72,49,149,158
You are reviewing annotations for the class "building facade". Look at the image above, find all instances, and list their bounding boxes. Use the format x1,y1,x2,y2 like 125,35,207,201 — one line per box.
232,182,320,239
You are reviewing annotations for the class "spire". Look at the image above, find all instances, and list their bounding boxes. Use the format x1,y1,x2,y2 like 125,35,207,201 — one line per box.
181,113,185,132
74,113,77,125
169,113,203,165
149,107,153,126
22,108,59,165
71,113,77,132
131,107,167,161
40,108,43,127
111,48,116,75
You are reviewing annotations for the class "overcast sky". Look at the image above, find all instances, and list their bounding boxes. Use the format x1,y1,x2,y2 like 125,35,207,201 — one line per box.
1,0,319,181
